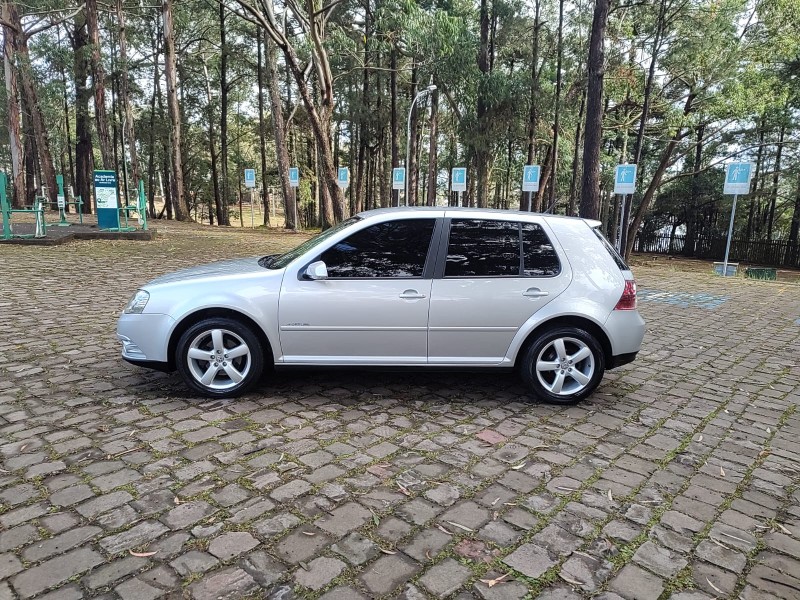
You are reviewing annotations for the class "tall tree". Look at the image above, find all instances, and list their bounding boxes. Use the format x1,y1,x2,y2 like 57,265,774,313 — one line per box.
579,0,611,220
86,0,113,168
2,2,23,207
161,0,189,220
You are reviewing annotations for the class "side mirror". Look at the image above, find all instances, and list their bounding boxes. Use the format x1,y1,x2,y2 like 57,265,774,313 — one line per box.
304,260,328,280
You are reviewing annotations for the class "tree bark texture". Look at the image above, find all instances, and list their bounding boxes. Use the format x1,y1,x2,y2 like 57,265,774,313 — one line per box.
161,0,189,220
579,0,611,220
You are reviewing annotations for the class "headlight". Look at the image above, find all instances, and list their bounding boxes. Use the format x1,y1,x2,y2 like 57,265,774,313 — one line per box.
124,290,150,314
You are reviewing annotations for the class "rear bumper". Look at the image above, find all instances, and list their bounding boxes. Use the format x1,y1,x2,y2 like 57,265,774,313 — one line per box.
604,309,646,355
608,351,638,369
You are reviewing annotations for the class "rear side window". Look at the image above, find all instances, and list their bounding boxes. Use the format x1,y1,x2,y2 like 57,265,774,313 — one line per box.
445,219,560,277
321,219,436,278
522,223,561,276
445,219,520,277
592,228,629,270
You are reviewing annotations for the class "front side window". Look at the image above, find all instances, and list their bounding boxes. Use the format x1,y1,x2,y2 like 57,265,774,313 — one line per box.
320,219,436,278
445,219,520,277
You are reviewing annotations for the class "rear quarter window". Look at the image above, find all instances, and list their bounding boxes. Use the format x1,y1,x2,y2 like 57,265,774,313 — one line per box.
592,228,629,270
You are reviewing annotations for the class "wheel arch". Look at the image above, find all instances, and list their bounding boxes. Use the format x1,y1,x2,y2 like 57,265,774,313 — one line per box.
513,315,613,370
167,308,275,371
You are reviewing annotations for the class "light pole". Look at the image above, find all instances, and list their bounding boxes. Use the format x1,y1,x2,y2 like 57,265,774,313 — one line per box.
405,84,437,206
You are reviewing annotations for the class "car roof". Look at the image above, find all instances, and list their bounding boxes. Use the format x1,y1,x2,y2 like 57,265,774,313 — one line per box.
356,206,601,228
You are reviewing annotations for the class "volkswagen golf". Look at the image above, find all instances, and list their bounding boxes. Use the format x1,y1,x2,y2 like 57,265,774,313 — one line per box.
117,207,645,404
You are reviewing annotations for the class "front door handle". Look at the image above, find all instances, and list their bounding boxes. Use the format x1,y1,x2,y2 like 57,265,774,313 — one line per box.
399,289,426,300
523,287,549,298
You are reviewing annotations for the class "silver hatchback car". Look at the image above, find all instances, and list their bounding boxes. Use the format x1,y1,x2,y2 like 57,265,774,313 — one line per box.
117,208,645,404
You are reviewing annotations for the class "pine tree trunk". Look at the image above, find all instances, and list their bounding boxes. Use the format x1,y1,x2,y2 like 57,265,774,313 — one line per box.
219,3,230,225
767,122,785,240
265,36,295,229
426,89,439,206
2,2,23,207
161,0,188,220
116,0,141,187
73,12,93,213
86,0,113,168
201,54,222,225
548,0,564,211
390,46,399,206
579,0,611,220
256,30,270,226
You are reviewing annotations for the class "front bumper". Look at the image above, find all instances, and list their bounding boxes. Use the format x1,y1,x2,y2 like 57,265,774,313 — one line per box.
117,313,176,363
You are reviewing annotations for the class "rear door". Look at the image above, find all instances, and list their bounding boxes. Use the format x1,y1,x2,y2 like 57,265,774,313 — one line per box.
427,217,571,364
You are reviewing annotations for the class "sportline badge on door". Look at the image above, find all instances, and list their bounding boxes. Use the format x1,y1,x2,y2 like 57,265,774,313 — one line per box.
117,208,645,404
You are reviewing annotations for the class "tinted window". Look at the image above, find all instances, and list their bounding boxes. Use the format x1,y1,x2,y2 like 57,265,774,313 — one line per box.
445,219,520,277
320,219,435,278
522,223,560,276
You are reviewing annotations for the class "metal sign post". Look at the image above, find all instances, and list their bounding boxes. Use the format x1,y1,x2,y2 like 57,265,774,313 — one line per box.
522,165,540,211
721,162,754,277
452,168,467,207
393,168,405,206
614,164,637,251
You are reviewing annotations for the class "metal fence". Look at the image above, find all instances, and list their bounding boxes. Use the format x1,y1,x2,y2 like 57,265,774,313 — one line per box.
634,234,800,268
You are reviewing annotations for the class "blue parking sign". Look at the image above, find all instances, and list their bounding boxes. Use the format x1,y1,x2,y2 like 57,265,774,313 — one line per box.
288,167,299,188
244,169,256,189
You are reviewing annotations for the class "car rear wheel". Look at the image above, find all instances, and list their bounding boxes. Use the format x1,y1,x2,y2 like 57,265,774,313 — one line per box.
176,317,264,398
520,326,605,405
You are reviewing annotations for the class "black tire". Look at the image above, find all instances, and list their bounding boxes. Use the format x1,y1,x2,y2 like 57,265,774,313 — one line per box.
175,317,264,398
519,326,605,405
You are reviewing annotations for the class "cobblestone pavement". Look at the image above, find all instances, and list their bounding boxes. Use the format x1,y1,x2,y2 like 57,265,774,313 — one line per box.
1,222,799,600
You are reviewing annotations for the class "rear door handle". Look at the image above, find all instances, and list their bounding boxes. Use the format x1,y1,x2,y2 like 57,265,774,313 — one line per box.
523,288,549,298
399,289,426,300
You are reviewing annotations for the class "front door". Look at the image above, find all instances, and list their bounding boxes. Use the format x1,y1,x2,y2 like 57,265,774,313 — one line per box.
278,218,438,364
428,218,571,364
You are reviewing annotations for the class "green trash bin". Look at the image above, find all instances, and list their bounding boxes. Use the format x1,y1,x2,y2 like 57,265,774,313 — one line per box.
745,267,777,280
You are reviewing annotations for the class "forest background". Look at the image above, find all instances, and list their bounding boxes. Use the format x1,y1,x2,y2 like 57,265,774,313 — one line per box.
1,0,799,261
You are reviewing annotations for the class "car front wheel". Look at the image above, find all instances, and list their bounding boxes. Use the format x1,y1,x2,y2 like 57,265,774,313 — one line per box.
175,317,264,398
520,326,605,405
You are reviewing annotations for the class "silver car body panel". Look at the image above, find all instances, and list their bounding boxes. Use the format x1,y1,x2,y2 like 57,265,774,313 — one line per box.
116,207,645,369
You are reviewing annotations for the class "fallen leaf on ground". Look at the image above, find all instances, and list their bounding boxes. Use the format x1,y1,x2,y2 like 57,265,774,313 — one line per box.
446,521,474,532
479,573,510,588
720,467,726,477
302,531,316,536
379,547,396,555
511,462,526,470
129,550,157,557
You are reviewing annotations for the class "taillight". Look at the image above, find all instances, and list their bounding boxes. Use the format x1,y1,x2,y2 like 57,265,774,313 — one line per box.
615,280,637,310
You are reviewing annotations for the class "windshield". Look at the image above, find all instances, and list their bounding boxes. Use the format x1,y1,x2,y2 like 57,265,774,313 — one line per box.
262,216,362,269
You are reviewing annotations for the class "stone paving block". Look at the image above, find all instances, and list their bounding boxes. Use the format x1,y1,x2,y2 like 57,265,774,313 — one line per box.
503,543,556,578
188,567,260,600
161,500,216,530
22,525,102,562
319,586,370,600
359,553,420,597
208,531,260,561
294,556,346,590
695,539,746,572
417,557,471,597
331,532,379,565
474,575,529,599
274,527,333,564
317,501,371,536
402,528,451,562
609,563,665,600
84,556,149,590
11,547,104,598
633,540,688,578
99,521,169,554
